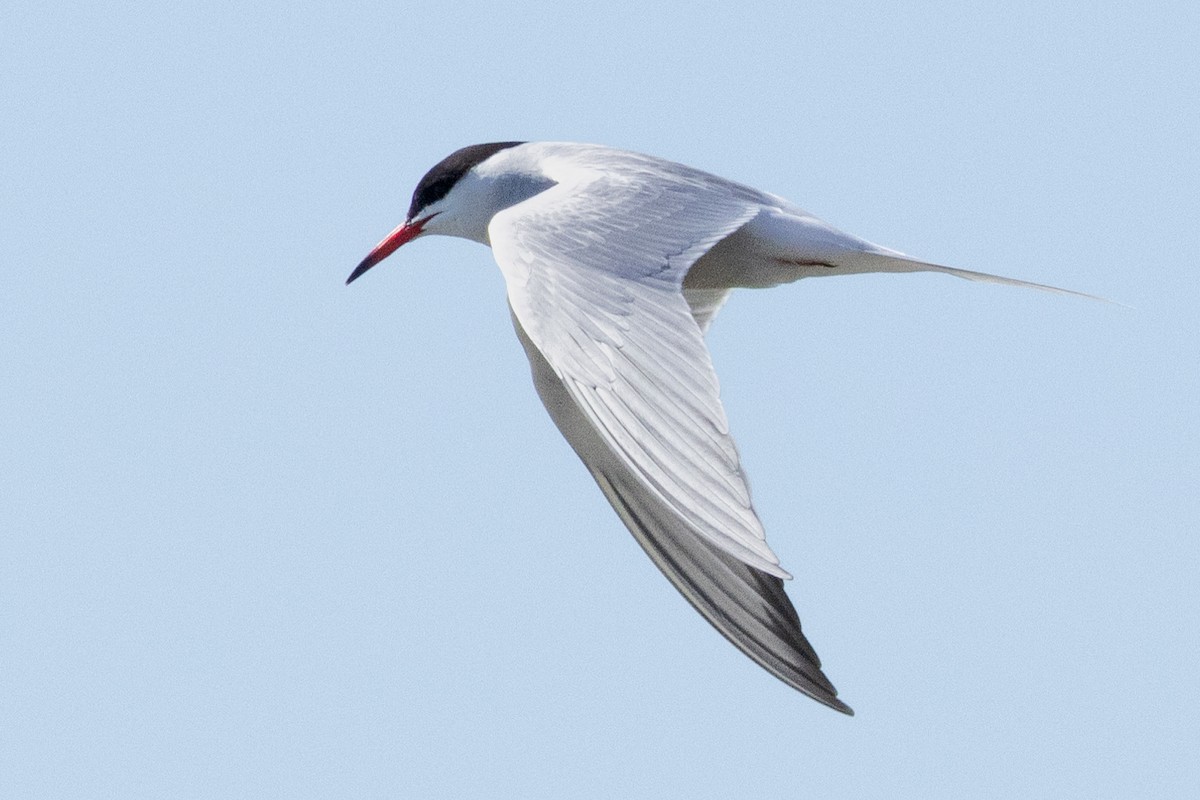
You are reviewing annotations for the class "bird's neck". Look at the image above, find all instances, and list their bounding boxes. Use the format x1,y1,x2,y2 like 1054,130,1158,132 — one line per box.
439,167,555,245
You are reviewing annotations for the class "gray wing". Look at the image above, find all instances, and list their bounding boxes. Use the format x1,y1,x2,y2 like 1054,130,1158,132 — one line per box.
490,156,850,711
491,161,781,575
510,311,850,713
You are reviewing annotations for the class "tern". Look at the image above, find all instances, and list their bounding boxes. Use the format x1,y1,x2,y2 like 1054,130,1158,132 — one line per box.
347,141,1081,714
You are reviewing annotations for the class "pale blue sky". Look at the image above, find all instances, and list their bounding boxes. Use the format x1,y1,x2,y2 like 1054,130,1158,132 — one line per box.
3,2,1198,797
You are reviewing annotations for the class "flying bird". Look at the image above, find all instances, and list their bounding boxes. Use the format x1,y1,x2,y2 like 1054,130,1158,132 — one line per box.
347,141,1080,714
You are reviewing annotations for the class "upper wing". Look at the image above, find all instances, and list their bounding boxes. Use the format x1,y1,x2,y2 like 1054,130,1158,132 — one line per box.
488,153,850,710
489,159,783,577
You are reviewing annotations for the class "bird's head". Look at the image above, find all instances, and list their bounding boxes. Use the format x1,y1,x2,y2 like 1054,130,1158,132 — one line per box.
346,141,535,285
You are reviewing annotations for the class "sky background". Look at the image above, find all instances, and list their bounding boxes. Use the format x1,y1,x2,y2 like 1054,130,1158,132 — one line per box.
3,1,1198,797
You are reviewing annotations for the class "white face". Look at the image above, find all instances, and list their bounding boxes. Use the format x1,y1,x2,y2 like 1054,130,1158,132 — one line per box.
409,177,487,244
416,166,554,246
